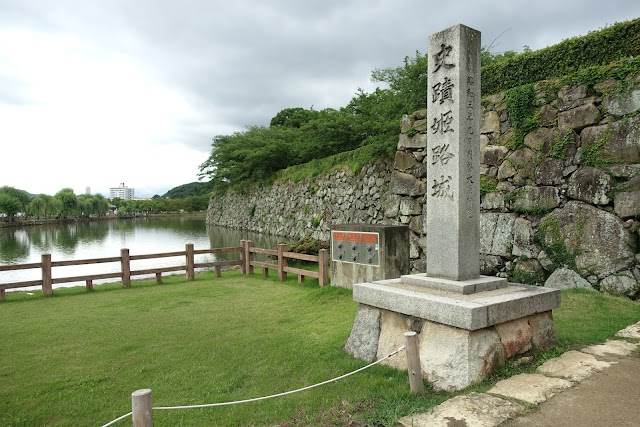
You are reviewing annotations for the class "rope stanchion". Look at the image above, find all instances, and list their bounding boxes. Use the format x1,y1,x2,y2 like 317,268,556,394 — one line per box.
99,345,405,426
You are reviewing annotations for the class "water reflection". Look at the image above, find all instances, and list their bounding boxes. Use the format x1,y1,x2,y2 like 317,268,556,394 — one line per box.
0,230,30,263
0,216,284,288
207,225,281,262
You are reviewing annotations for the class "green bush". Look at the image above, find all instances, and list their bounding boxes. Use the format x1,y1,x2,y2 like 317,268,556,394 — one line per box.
482,18,640,95
286,234,329,256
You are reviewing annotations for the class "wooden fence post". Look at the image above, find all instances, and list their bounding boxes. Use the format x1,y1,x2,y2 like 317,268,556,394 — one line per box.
42,253,52,296
278,243,287,281
132,388,153,427
121,248,131,288
186,243,195,280
404,331,424,395
0,289,5,301
240,240,247,274
246,240,254,275
318,249,328,287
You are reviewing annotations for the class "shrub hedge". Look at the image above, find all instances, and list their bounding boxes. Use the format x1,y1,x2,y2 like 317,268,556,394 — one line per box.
481,17,640,95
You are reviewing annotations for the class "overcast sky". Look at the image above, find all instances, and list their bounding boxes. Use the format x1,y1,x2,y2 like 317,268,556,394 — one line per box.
1,1,639,197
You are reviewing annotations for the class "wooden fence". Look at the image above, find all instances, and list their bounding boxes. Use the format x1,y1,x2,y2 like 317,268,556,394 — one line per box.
0,241,329,301
241,240,328,286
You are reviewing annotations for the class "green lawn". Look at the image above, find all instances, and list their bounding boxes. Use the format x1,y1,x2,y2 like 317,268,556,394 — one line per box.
1,274,639,427
0,272,446,427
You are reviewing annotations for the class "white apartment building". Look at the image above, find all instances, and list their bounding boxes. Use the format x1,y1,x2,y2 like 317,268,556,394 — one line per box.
109,183,135,200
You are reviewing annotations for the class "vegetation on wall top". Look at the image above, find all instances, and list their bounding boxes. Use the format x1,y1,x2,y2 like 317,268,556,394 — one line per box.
163,181,214,199
481,17,640,94
199,17,640,192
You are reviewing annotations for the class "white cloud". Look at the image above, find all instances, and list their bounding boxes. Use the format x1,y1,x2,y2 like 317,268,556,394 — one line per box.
0,27,209,196
1,0,640,196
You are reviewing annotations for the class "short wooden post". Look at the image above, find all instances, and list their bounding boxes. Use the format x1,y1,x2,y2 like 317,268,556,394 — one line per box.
0,289,5,301
186,243,195,280
132,388,153,427
121,248,131,288
404,331,424,395
240,240,247,274
215,266,221,277
262,267,269,278
278,243,287,281
42,253,52,296
298,275,304,283
155,272,162,284
86,280,93,291
318,249,328,287
246,240,254,275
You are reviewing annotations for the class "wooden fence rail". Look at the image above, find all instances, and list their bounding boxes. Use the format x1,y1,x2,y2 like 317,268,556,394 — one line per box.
0,241,329,300
0,244,243,301
241,240,328,286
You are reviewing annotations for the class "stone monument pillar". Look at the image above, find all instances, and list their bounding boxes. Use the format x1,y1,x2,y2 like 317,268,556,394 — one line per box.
410,24,505,294
344,24,561,391
426,24,480,281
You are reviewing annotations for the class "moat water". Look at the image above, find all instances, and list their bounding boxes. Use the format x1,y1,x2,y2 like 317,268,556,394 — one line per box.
0,216,280,291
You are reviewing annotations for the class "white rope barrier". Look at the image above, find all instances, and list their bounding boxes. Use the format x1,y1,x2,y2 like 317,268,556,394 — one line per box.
100,411,132,427
99,345,405,426
155,345,406,410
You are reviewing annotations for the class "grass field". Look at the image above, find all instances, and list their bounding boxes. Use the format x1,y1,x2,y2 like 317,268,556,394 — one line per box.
1,272,639,427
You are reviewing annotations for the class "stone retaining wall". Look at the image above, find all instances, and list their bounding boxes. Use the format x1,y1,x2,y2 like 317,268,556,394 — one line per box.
207,77,640,297
391,78,640,297
206,159,393,240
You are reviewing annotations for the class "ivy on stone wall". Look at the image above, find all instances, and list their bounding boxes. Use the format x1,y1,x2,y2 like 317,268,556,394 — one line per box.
505,84,538,149
482,18,640,95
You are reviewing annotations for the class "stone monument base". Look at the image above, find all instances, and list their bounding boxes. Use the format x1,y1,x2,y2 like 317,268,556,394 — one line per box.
344,277,560,391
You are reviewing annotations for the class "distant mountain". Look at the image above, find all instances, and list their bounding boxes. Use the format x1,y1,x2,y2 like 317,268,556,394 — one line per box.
162,181,214,199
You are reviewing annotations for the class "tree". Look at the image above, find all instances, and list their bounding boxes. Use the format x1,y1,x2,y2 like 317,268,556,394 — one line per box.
91,194,109,216
270,107,320,128
77,195,93,217
199,45,530,190
183,195,209,212
0,186,30,220
28,194,61,219
163,181,214,199
371,51,429,113
54,188,78,218
481,46,520,67
0,193,22,221
199,126,298,187
342,88,402,152
110,197,123,209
